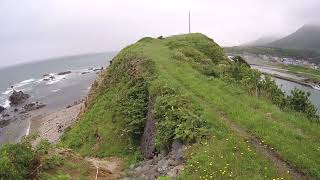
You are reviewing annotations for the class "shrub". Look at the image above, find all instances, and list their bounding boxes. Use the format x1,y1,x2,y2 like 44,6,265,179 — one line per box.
113,78,149,139
224,61,318,120
286,88,318,119
0,139,35,179
42,155,64,170
152,84,209,150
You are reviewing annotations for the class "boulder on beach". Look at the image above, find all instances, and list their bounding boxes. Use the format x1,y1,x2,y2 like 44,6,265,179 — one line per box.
23,102,46,112
0,106,5,113
9,90,30,105
57,71,71,75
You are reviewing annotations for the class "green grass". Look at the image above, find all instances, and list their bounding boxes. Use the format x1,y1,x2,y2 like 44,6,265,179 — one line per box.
61,33,320,179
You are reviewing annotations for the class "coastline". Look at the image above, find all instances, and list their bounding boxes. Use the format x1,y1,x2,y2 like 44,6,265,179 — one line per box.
30,102,84,144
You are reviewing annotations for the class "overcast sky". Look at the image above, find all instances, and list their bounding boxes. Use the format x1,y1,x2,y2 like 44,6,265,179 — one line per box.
0,0,320,67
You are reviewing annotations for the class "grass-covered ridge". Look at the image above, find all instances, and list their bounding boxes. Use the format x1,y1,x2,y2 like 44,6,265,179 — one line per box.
61,33,320,179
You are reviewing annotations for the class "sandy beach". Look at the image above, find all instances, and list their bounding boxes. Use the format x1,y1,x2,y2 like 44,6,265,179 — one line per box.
30,103,84,144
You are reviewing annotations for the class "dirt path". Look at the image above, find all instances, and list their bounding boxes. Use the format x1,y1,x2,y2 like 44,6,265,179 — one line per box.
85,157,123,180
218,112,308,180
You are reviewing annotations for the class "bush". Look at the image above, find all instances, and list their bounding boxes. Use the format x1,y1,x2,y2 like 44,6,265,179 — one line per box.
152,84,209,150
224,61,318,120
42,155,64,170
113,78,149,139
286,88,318,119
0,139,35,179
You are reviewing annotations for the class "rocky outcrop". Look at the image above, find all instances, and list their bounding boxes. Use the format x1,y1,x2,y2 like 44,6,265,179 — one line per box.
23,102,46,112
0,106,5,113
140,97,156,159
126,140,185,179
43,75,55,81
9,90,30,105
57,71,71,75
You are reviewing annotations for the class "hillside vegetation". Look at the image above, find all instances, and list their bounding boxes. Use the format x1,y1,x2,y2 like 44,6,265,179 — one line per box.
1,33,319,179
61,33,320,179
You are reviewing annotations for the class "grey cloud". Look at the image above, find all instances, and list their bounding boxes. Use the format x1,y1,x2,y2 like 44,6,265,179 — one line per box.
0,0,320,67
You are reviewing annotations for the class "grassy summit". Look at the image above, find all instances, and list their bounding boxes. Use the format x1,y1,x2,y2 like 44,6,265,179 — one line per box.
58,33,320,179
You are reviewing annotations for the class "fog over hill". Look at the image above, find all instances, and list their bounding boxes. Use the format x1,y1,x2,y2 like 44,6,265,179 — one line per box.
243,36,280,46
268,24,320,50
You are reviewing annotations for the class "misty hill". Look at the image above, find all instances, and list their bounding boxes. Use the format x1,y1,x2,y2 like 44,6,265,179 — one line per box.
243,36,279,46
268,24,320,50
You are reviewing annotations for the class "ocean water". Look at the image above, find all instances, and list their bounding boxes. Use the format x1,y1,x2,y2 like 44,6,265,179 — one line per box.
0,52,116,144
0,52,115,108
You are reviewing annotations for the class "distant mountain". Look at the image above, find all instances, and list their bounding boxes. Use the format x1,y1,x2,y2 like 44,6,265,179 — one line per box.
243,36,280,46
268,24,320,50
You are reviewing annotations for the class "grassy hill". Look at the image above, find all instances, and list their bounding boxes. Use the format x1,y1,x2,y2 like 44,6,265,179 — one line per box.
1,33,319,179
268,24,320,50
61,33,319,179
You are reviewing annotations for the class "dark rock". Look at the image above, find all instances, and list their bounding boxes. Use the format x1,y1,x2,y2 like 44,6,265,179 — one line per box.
93,67,103,71
14,108,19,112
23,102,46,112
57,71,71,75
57,124,63,132
81,71,90,75
2,113,10,117
9,90,30,105
140,98,156,159
0,119,11,127
171,140,184,162
43,75,55,81
0,106,5,113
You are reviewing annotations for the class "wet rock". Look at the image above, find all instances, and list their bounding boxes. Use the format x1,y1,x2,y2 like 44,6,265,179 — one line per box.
43,75,55,81
93,67,103,71
23,102,46,112
9,90,30,105
0,106,5,113
57,71,71,75
81,71,90,75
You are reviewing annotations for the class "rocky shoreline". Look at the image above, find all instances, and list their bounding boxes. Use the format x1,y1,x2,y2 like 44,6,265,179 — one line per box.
30,102,84,145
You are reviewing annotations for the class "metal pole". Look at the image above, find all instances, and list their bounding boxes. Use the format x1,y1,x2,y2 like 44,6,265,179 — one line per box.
189,10,191,33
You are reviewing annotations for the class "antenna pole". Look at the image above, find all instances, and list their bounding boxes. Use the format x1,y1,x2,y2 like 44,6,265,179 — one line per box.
189,10,191,33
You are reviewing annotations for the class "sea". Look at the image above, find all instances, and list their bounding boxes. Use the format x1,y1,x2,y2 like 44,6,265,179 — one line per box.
0,52,116,144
